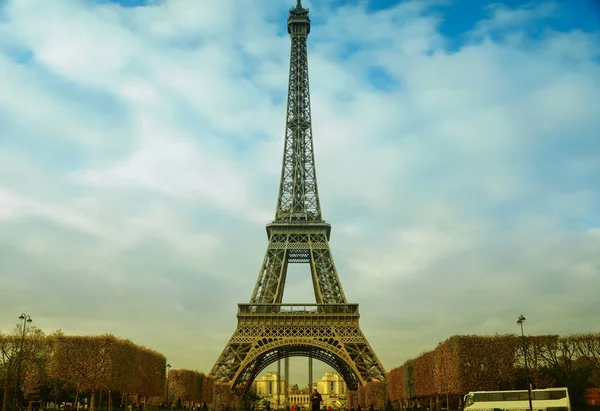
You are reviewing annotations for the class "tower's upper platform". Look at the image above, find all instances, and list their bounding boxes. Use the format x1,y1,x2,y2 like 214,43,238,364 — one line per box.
288,0,310,35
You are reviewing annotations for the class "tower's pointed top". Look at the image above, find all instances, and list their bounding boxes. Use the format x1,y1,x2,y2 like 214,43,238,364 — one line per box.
290,0,308,15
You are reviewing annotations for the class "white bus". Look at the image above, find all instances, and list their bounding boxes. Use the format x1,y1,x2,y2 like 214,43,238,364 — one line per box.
464,387,571,411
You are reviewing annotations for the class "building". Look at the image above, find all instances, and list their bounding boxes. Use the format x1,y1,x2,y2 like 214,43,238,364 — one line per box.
254,372,286,400
253,371,348,409
317,372,347,408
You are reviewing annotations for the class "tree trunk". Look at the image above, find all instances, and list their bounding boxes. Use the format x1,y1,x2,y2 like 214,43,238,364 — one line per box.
74,390,80,411
90,391,96,411
108,391,113,411
2,386,11,411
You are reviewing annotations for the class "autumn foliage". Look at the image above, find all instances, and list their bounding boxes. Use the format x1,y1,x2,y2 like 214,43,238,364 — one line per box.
167,369,214,407
1,326,49,411
346,390,358,409
212,383,232,408
364,382,388,409
50,335,166,409
0,329,231,411
1,330,169,411
53,335,166,393
358,385,366,408
386,333,600,409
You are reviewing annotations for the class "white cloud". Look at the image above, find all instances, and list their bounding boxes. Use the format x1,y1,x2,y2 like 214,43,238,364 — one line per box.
1,0,599,384
472,1,559,38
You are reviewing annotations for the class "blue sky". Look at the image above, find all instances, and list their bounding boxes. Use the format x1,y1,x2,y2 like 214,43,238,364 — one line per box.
1,0,599,386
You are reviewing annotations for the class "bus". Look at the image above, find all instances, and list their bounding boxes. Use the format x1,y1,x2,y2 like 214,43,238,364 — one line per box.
463,387,571,411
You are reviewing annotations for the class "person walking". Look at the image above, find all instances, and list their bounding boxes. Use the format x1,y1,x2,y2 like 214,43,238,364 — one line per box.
311,390,322,411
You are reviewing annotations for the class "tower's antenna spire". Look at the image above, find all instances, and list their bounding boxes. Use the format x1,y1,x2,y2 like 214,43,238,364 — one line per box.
290,0,308,16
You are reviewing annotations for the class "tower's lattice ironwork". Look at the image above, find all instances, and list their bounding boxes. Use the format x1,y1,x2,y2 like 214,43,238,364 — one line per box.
209,0,386,394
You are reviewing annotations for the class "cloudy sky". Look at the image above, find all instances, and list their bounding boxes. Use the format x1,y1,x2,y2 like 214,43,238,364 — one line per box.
1,0,600,386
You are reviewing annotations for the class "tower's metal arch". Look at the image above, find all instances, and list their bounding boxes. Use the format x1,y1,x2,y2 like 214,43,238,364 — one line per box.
231,343,361,394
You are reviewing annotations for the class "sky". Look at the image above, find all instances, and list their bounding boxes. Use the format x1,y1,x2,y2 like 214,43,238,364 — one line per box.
1,0,600,387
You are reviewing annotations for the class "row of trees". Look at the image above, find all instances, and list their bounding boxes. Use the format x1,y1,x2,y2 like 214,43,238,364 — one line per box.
167,370,214,407
1,326,167,411
383,333,600,409
347,383,392,411
51,334,167,409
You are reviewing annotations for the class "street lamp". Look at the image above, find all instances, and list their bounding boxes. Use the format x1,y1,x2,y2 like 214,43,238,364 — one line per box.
166,363,172,407
15,313,33,408
517,315,533,411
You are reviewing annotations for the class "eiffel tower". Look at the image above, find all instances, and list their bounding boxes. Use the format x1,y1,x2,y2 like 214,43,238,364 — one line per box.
208,0,386,395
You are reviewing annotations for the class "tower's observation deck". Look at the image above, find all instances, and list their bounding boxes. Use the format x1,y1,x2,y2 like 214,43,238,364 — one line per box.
288,0,310,35
238,303,359,322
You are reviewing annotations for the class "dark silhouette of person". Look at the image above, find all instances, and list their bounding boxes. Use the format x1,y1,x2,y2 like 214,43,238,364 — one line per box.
311,389,323,411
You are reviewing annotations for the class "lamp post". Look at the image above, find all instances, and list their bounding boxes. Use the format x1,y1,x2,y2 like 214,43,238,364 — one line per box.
517,315,533,411
166,363,172,408
14,313,33,409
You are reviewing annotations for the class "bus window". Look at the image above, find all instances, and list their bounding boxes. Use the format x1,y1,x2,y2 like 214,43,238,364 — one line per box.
489,393,503,401
534,392,550,400
505,392,520,401
474,394,489,402
549,391,567,400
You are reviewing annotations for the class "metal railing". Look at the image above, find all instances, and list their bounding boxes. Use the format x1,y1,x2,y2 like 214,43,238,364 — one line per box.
238,304,359,315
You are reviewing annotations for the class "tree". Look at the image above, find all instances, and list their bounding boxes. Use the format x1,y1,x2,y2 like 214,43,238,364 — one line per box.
213,383,232,409
365,382,388,410
403,361,414,406
51,335,114,409
203,376,214,405
0,330,21,411
571,333,600,386
387,366,404,406
413,351,435,397
21,334,54,406
242,389,261,410
0,325,47,411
